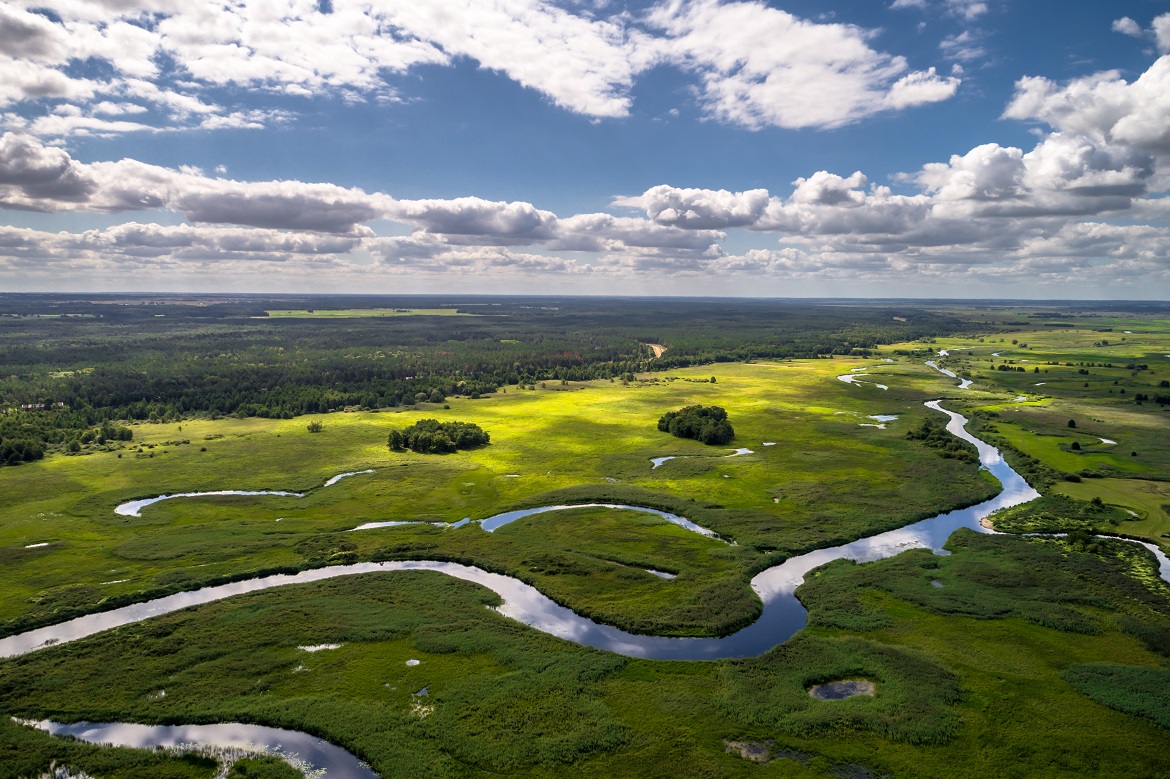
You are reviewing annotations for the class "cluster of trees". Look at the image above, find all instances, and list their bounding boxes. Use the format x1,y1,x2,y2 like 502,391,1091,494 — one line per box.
905,418,978,463
657,405,734,445
0,438,44,464
0,412,131,466
388,419,490,453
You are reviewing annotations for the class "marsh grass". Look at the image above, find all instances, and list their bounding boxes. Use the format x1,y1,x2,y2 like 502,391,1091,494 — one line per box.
5,537,1170,778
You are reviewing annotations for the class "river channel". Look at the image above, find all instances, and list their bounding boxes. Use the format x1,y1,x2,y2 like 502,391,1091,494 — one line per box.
0,401,1087,662
7,393,1170,776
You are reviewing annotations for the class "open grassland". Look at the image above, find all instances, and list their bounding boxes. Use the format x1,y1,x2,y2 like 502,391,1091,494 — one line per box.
2,526,1168,779
1053,479,1170,540
0,359,995,639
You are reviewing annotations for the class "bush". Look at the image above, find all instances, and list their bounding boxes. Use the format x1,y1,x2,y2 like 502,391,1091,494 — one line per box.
657,404,734,445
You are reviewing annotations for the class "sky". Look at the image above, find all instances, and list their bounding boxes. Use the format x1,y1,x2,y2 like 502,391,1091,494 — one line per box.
1,0,1169,299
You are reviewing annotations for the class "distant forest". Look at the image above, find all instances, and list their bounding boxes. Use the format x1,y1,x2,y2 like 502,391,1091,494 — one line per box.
0,294,984,462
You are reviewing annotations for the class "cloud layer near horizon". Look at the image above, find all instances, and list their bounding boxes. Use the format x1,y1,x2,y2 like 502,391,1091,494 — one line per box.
3,40,1170,294
1,3,1169,295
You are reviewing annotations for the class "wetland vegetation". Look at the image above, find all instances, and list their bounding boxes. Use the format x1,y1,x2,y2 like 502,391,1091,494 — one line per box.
1,295,1169,778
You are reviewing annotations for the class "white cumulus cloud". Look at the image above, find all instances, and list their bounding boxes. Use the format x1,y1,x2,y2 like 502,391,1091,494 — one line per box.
646,0,959,129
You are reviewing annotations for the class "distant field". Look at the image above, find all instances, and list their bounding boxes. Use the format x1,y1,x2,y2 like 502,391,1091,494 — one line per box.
887,315,1170,547
262,307,473,318
1054,478,1170,542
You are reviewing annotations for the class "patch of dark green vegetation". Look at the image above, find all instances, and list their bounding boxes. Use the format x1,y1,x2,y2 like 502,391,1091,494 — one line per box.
0,574,967,776
800,530,1170,652
0,419,131,468
0,717,217,779
657,405,734,445
4,541,1170,777
388,419,490,453
720,635,962,744
990,495,1129,534
904,417,977,463
225,755,302,778
1061,663,1170,729
0,573,631,778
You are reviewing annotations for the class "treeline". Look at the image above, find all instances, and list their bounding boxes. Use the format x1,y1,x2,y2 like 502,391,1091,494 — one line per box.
389,419,489,453
0,411,131,465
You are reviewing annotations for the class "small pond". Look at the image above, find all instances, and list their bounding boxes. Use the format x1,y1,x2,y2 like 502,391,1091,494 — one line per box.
808,679,876,700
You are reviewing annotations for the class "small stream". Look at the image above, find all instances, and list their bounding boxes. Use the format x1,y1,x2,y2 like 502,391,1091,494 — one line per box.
115,470,377,518
926,359,974,390
29,720,378,779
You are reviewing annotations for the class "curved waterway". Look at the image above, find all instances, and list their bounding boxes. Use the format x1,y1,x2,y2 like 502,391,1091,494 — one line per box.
926,360,974,390
349,504,722,539
115,469,376,517
29,720,377,779
1,400,1049,662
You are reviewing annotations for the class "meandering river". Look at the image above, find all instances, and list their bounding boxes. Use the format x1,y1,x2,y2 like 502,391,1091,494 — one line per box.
8,388,1170,777
0,401,1049,662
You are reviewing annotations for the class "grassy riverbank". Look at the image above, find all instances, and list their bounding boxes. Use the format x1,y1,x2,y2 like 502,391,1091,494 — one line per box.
891,310,1170,549
2,527,1168,778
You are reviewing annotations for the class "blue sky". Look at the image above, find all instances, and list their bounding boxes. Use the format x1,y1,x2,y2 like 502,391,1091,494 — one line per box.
1,0,1169,298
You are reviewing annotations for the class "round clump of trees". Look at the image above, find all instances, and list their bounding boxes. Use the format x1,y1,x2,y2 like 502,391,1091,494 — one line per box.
657,404,734,445
388,419,489,454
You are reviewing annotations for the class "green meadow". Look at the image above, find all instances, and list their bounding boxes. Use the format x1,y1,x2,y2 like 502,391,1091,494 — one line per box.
2,303,1169,778
0,359,995,638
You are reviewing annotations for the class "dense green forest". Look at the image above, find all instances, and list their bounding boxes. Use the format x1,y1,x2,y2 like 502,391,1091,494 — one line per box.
0,294,981,463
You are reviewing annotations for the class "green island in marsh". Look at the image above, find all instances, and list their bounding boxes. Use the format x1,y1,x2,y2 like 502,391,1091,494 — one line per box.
1,295,1169,778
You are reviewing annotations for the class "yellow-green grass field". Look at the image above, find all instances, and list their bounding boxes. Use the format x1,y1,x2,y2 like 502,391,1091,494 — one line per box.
0,359,995,639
